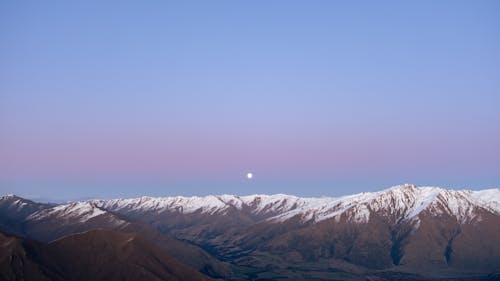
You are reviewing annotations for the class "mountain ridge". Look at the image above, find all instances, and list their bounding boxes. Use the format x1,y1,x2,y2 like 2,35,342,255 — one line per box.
4,184,499,232
82,184,500,223
1,184,499,280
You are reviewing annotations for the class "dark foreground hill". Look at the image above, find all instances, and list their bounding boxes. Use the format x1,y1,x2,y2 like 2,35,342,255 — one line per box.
0,230,213,281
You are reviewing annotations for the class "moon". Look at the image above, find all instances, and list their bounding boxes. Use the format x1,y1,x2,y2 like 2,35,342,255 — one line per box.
246,172,253,179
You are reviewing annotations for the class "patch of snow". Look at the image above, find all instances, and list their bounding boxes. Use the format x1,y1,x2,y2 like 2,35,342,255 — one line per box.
470,189,500,213
27,202,106,222
96,195,231,215
404,187,442,219
16,202,28,211
239,194,304,214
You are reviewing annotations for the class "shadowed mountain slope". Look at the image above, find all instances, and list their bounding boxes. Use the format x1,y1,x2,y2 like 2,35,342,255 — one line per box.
0,230,214,281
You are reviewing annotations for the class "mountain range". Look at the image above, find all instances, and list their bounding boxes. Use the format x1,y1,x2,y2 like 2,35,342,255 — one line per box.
1,184,499,281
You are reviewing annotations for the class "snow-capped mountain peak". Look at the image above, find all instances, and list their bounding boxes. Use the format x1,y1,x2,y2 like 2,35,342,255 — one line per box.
275,184,499,224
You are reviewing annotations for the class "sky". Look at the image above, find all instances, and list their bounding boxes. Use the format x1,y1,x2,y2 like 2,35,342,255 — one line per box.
1,1,499,200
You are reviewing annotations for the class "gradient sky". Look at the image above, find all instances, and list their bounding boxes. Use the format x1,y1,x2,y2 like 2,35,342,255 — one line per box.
1,1,499,200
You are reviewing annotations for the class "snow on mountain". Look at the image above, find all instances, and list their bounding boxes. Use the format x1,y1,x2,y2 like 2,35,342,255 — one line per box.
95,195,232,215
94,193,306,216
238,194,307,214
270,184,500,224
0,194,53,221
470,189,500,214
27,201,106,222
0,194,31,211
12,184,499,226
87,184,500,225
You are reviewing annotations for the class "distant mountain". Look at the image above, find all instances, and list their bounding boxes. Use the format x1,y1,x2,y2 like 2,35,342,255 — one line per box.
0,194,54,236
1,184,499,280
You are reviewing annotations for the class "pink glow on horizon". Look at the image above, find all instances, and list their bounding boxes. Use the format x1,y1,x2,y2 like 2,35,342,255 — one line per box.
1,129,498,182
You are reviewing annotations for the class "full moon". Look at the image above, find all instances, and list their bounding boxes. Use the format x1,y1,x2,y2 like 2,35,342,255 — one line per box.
246,172,253,179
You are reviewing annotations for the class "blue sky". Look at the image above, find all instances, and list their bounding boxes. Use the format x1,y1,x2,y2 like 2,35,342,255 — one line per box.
1,1,499,199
